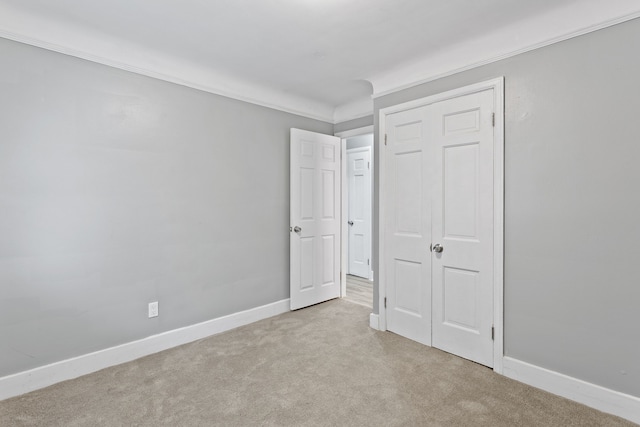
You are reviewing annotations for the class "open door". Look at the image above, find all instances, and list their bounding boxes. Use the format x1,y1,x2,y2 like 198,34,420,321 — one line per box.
290,128,341,310
347,147,372,279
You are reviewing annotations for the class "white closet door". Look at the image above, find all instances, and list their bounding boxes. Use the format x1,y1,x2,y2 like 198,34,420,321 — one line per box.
430,89,495,367
384,107,432,345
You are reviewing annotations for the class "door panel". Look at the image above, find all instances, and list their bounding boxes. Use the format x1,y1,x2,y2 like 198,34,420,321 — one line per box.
431,90,495,367
395,259,422,315
290,129,341,310
347,148,371,279
442,267,479,332
444,143,479,238
384,106,431,345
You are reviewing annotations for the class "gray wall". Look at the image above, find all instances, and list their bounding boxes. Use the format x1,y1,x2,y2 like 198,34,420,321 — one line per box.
346,134,373,151
334,115,373,134
374,18,640,397
0,38,332,377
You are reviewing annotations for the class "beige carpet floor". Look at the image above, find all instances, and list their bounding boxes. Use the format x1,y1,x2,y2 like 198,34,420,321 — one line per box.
0,299,635,426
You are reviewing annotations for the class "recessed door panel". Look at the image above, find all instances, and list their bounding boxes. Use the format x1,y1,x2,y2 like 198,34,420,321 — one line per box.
322,144,335,162
300,168,314,221
443,109,480,135
395,152,422,235
396,121,423,142
353,234,364,262
321,235,335,286
354,175,364,219
395,259,422,315
444,143,479,239
301,141,314,158
443,267,479,332
300,237,314,291
322,170,335,219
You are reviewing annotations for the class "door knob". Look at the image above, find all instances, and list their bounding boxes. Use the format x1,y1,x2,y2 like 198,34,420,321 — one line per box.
431,243,443,253
293,226,301,233
348,221,354,226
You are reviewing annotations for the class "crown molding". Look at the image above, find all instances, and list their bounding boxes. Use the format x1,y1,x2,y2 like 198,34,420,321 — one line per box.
3,3,638,122
0,5,335,123
370,6,640,98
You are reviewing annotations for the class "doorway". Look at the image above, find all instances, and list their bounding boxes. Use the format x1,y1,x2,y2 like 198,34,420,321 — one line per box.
336,127,374,309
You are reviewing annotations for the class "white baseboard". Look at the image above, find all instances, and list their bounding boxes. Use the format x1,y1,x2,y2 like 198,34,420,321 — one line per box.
0,299,290,401
369,313,380,330
503,357,640,425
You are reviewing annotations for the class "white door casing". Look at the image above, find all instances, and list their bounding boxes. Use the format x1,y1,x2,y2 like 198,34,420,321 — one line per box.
290,128,341,310
384,106,432,345
347,148,371,279
431,89,495,367
378,78,504,371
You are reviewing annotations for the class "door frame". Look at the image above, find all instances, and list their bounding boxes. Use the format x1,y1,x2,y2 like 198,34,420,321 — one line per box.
378,78,505,373
335,125,374,298
346,145,373,280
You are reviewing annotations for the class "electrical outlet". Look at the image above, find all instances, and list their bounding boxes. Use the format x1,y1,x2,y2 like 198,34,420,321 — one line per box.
148,301,158,318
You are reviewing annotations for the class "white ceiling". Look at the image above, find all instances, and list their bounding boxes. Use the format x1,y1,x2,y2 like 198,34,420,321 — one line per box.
1,0,639,122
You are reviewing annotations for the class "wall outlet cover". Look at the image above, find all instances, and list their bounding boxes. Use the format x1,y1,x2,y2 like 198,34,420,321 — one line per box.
148,301,159,318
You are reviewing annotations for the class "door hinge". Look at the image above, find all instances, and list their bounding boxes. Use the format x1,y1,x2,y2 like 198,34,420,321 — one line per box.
368,161,370,170
367,259,370,266
384,134,387,146
384,297,387,308
491,326,495,341
492,113,495,127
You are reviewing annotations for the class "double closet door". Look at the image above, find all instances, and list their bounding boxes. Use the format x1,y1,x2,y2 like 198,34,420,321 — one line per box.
384,89,495,367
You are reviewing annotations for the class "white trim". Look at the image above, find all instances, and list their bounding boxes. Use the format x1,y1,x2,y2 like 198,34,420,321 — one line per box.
335,125,374,139
369,313,380,330
340,137,348,298
503,357,640,425
492,79,505,375
377,119,388,331
378,78,505,373
0,299,290,401
370,9,640,98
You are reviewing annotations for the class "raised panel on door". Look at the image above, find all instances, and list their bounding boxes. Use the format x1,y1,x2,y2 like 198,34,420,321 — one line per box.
290,129,341,310
384,107,431,345
430,90,495,367
321,235,335,286
300,237,314,290
347,148,371,279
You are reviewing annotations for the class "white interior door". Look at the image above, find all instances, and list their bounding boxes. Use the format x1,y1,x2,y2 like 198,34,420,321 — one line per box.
431,90,495,367
384,106,432,345
290,128,341,310
347,148,371,279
